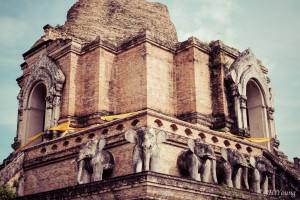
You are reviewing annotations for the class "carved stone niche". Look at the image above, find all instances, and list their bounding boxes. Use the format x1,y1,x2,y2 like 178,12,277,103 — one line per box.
226,48,275,143
16,54,65,148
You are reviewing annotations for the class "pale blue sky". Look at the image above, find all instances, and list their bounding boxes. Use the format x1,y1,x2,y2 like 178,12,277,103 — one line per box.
0,0,299,163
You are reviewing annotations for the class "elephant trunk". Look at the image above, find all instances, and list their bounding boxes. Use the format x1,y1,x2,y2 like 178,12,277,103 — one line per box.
271,173,276,191
144,150,151,171
243,167,249,190
77,160,84,184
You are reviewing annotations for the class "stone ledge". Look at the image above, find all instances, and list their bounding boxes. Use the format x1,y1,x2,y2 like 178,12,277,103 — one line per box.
15,171,278,200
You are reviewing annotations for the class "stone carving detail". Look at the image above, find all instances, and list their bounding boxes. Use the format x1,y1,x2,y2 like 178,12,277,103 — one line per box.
125,127,167,173
15,54,65,148
226,49,274,137
177,138,218,183
77,139,114,184
217,148,249,190
249,156,275,194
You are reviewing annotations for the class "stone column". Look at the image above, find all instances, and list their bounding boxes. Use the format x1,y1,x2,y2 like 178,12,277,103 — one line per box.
240,96,248,130
45,95,53,130
231,84,242,129
52,95,61,126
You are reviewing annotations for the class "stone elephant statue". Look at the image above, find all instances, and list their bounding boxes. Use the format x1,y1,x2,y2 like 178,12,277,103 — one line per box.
177,138,218,183
125,127,167,173
249,156,275,194
217,148,249,190
77,138,114,184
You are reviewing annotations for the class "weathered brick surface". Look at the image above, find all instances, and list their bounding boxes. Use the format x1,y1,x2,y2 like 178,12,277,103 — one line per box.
76,48,101,116
193,47,212,115
63,0,178,45
146,43,176,115
176,47,197,115
24,158,77,195
114,43,147,113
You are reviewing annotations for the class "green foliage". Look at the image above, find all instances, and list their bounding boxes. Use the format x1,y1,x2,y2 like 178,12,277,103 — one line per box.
219,184,241,199
0,184,17,200
55,24,62,29
215,128,226,132
203,40,215,46
213,71,220,76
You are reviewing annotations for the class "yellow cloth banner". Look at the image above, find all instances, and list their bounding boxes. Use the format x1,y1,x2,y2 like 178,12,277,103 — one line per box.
15,121,87,152
49,120,87,137
49,121,70,131
101,111,142,121
246,138,272,143
28,132,43,141
218,131,271,143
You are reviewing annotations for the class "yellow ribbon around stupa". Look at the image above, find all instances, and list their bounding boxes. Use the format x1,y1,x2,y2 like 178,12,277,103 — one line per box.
101,111,142,121
15,121,86,152
220,131,271,143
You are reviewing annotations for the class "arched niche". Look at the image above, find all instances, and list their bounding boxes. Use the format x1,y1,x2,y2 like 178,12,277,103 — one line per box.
25,82,47,145
246,80,268,139
16,54,65,148
226,48,275,149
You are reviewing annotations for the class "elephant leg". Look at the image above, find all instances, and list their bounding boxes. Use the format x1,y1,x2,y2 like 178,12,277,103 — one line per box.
243,167,249,190
150,154,160,172
134,158,143,173
93,164,104,182
233,168,242,189
133,147,143,173
201,159,211,183
78,160,91,184
262,175,269,195
189,155,200,181
82,166,91,184
211,159,218,184
271,174,275,191
77,160,84,184
224,162,233,187
252,169,261,193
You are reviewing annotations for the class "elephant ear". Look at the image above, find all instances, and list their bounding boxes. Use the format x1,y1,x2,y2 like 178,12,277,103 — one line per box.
187,138,195,153
125,129,137,144
98,139,106,151
249,156,256,168
156,130,167,144
221,148,228,162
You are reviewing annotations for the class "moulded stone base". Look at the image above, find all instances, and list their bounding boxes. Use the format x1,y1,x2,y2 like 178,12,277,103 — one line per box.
16,171,280,200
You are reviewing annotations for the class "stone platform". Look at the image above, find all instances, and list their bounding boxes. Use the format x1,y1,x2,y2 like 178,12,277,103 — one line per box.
15,171,279,200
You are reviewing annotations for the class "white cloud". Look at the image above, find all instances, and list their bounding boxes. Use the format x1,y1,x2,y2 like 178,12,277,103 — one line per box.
176,0,239,43
197,0,239,25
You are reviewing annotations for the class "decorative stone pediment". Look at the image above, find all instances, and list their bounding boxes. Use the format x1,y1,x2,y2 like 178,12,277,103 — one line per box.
20,54,65,109
226,48,271,107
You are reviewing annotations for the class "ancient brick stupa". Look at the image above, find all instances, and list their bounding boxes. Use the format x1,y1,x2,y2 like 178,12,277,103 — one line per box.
0,0,299,199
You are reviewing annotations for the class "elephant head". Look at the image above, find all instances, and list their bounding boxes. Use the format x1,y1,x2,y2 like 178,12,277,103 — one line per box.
125,127,167,173
249,156,275,194
177,138,218,183
77,139,114,184
219,148,249,189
